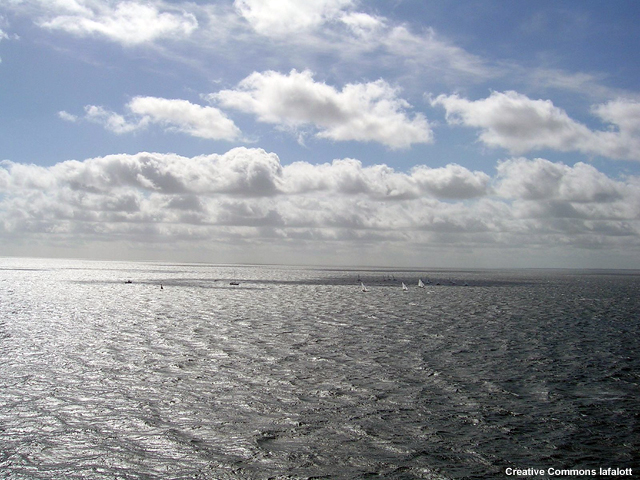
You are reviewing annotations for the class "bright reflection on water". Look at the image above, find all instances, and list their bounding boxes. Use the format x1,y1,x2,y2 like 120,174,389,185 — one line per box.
0,258,638,479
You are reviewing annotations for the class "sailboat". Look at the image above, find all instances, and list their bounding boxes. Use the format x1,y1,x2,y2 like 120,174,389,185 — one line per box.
361,282,368,292
402,282,408,292
418,278,425,288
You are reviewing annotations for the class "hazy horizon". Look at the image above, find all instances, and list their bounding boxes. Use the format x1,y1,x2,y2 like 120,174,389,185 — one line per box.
3,254,640,274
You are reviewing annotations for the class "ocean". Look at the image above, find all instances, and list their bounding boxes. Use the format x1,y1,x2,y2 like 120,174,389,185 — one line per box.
0,258,638,479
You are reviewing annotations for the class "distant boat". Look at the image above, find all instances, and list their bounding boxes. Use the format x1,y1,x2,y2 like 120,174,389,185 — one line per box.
361,282,368,292
124,280,133,284
229,281,240,286
402,282,408,292
418,279,425,288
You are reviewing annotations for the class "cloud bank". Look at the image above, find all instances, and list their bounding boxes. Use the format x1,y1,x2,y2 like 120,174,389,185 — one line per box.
38,1,198,45
1,149,638,266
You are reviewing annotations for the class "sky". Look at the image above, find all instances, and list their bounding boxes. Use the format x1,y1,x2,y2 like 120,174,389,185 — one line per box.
1,0,640,268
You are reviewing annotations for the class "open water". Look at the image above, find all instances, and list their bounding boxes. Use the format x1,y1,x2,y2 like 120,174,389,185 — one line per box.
0,258,638,479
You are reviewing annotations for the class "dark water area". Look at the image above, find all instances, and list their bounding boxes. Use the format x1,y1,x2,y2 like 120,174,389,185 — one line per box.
0,258,638,479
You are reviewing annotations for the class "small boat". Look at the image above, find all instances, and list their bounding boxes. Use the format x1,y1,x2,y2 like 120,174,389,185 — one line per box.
229,281,240,286
402,282,408,292
361,282,368,292
418,279,425,288
124,280,133,284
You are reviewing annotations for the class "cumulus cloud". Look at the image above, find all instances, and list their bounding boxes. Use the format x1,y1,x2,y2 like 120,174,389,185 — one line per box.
1,148,488,201
127,97,242,140
234,0,354,36
38,1,198,45
594,99,640,133
82,104,147,134
411,164,491,199
494,157,640,252
63,97,242,141
211,69,433,149
281,159,490,200
432,91,640,161
1,150,639,266
432,91,593,153
45,147,283,196
496,157,625,203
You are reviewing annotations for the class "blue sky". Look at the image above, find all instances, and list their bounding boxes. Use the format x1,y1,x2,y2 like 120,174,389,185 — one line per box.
1,0,640,268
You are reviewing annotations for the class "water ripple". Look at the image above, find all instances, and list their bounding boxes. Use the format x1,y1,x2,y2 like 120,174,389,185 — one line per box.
0,259,638,478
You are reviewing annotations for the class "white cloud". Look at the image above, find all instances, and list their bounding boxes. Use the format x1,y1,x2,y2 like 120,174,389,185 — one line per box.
1,150,639,267
594,99,640,133
65,97,242,141
495,158,640,251
234,0,354,36
5,0,493,83
47,147,283,196
38,1,198,45
57,110,78,122
411,164,491,199
338,11,385,38
496,157,626,203
231,0,491,80
212,69,432,149
432,90,594,154
83,104,147,134
591,99,640,160
282,158,489,200
1,148,488,201
127,96,242,141
432,91,640,161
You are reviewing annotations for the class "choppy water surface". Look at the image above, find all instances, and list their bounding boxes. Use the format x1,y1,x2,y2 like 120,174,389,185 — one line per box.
0,258,638,479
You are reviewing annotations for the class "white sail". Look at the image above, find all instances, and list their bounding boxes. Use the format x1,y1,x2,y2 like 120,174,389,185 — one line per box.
418,278,425,288
402,282,408,291
361,282,368,292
